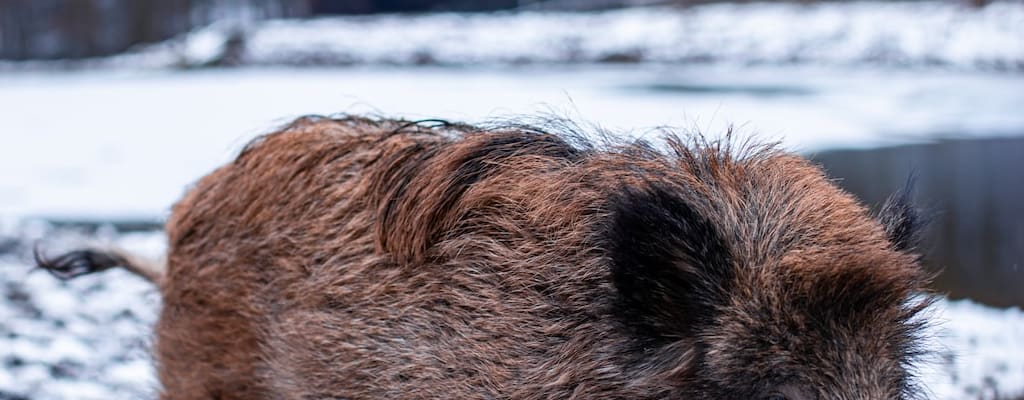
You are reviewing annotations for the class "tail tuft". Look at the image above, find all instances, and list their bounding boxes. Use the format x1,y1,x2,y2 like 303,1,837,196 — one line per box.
34,245,163,284
35,247,128,280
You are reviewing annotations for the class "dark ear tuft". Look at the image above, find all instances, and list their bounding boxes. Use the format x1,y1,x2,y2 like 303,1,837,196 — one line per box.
604,182,733,340
878,178,925,253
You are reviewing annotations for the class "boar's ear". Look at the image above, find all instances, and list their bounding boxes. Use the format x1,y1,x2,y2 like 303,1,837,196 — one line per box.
877,180,925,254
605,182,734,340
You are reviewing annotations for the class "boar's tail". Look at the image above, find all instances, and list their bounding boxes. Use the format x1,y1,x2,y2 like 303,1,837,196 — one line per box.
34,246,164,285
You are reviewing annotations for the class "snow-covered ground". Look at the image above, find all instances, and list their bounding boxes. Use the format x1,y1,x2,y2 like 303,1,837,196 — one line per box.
0,230,163,400
16,1,1020,71
0,226,1021,399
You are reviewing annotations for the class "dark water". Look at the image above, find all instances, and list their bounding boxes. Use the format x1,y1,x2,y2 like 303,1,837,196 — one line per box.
626,82,815,97
814,136,1024,308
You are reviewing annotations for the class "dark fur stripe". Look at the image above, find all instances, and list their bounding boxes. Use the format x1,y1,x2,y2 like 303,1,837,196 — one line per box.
375,130,582,263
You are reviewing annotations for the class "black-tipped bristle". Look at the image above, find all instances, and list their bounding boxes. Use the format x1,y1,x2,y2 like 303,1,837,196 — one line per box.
879,174,927,254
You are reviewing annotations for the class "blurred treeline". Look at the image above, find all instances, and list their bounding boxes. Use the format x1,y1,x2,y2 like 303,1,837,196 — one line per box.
0,0,665,60
0,0,300,60
0,0,992,60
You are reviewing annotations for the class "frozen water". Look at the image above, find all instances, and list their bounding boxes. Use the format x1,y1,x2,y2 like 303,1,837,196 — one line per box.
0,66,1021,220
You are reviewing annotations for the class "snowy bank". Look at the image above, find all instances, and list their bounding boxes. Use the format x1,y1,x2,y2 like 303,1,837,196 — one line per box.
102,1,1024,71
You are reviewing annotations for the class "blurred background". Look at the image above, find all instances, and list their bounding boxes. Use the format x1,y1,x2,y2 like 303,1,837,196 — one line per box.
0,0,1022,399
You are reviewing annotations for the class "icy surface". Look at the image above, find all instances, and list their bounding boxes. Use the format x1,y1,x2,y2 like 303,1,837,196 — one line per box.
0,228,1021,399
1,66,1022,220
67,1,1024,71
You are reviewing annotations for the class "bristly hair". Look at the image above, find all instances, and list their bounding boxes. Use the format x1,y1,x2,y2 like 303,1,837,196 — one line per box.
143,113,938,398
253,114,782,271
898,293,939,400
256,113,778,167
883,177,936,400
603,180,735,342
878,175,928,255
368,116,590,264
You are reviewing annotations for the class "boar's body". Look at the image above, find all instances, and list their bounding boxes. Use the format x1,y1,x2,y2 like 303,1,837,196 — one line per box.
154,117,929,399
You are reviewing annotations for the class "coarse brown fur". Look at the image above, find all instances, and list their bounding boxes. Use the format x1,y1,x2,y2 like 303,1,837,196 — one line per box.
38,115,932,399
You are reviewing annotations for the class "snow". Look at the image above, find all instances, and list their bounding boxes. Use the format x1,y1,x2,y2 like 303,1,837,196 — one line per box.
82,1,1024,71
0,231,161,400
179,24,233,66
927,301,1024,398
0,227,1022,399
1,66,1022,220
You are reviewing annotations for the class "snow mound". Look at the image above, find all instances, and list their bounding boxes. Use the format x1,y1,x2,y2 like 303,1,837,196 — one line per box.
134,1,1024,71
0,228,162,400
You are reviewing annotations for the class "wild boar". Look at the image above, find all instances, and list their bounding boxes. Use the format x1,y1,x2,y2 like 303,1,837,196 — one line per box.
39,116,932,399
